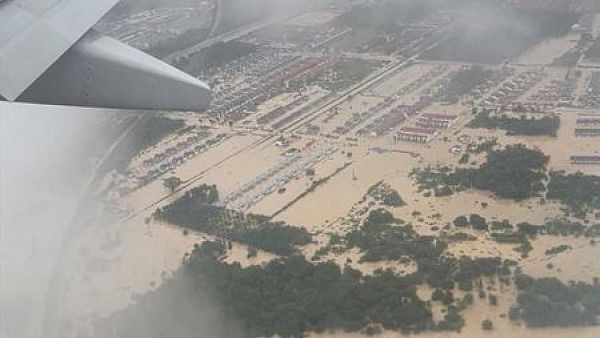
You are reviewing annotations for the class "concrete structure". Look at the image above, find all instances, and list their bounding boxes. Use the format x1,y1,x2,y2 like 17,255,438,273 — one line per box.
395,127,437,143
416,113,457,129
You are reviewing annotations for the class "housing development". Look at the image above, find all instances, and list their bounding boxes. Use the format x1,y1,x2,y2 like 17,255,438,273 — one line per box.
42,1,600,337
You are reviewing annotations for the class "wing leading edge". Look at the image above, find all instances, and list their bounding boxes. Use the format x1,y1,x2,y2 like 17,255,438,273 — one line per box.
0,0,211,111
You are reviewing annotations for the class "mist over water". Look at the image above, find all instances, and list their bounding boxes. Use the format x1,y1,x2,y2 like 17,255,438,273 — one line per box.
0,102,116,338
0,102,237,338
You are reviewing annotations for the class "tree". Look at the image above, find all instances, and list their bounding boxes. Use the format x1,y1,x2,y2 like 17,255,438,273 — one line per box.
432,289,454,305
458,279,474,292
453,216,469,227
163,176,182,192
247,246,258,258
463,293,474,305
154,184,311,256
481,319,493,330
437,306,465,332
469,214,488,231
382,190,405,207
508,307,521,321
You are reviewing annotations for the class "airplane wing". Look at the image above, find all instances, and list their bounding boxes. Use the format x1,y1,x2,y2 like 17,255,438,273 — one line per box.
0,0,212,111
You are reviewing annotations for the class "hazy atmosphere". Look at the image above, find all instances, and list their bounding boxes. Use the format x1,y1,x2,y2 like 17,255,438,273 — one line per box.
2,0,600,338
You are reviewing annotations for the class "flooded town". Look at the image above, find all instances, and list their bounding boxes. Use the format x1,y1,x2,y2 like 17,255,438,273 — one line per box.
3,1,600,338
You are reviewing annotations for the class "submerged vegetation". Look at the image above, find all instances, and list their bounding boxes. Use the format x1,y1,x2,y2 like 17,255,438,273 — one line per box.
366,181,406,207
469,111,560,137
547,171,600,215
154,185,311,255
132,184,521,338
434,66,496,104
514,275,600,327
90,2,600,337
412,145,548,200
346,209,445,262
103,242,436,338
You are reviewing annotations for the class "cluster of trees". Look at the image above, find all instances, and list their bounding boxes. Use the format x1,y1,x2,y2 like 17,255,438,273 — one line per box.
436,66,495,104
469,111,560,137
107,203,521,337
453,214,488,231
488,217,598,238
366,181,406,207
545,244,571,255
453,145,548,200
488,220,538,256
345,209,446,263
184,249,436,337
452,217,539,256
411,166,459,197
543,218,588,237
154,185,311,255
413,145,549,200
119,240,510,338
490,232,533,257
466,139,498,154
439,231,477,242
227,224,311,256
513,275,600,327
163,176,182,192
536,218,600,238
491,219,513,231
547,171,600,215
420,256,511,292
343,210,512,294
486,216,600,258
436,306,465,332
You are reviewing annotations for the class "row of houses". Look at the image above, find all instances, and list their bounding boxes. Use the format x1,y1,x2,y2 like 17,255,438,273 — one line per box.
416,113,457,129
571,156,600,165
576,117,600,126
394,113,457,143
395,127,437,143
574,128,600,137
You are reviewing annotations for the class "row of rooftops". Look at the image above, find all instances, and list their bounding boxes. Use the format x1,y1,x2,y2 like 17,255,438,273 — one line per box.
576,118,600,125
574,128,600,136
418,113,457,121
571,156,600,164
399,127,437,136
